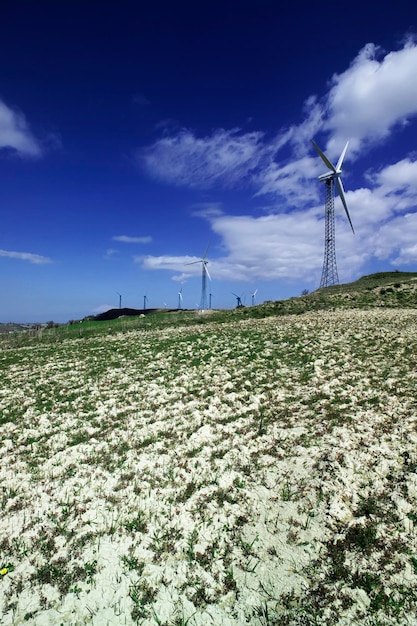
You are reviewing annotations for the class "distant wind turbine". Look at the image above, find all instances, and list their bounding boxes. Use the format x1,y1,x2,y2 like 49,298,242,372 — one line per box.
251,289,258,306
233,292,244,308
178,288,183,310
209,291,213,309
311,139,355,288
143,294,148,310
186,244,211,310
116,292,122,309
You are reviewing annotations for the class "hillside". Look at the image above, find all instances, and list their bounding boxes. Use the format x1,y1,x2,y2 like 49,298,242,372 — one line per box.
1,306,417,625
257,271,417,316
1,271,417,348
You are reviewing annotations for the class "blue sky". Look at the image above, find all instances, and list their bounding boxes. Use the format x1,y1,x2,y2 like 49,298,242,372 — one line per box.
1,1,417,322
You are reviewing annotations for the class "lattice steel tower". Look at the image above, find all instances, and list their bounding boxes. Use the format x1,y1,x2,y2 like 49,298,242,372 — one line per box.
320,179,339,288
311,139,354,289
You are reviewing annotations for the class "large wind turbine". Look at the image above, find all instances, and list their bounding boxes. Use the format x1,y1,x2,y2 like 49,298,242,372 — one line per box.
311,139,354,288
186,245,211,310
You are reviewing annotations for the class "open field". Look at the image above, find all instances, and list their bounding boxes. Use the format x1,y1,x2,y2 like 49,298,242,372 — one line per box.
1,308,417,625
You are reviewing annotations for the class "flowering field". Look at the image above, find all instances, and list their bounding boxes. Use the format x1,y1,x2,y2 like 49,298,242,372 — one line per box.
1,309,417,625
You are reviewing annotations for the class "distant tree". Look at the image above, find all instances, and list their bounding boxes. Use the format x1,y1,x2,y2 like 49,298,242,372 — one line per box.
301,289,310,296
46,320,57,329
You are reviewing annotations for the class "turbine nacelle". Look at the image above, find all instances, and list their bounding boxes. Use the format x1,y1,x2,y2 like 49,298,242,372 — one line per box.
318,171,341,183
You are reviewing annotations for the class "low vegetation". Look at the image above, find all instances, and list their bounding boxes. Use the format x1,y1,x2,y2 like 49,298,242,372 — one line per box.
1,273,417,624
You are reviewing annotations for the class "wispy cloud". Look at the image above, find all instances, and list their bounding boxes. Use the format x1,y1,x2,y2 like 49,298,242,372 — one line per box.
104,248,118,259
139,128,270,189
132,93,150,106
0,99,42,158
112,235,152,244
0,249,53,264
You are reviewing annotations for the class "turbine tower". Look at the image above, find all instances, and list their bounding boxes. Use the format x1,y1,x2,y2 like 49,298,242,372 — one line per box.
186,245,211,310
311,139,354,289
178,288,183,310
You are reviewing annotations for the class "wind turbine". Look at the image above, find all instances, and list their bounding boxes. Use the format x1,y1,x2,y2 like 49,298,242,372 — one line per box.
178,288,183,310
185,245,211,310
209,291,213,309
311,139,354,288
233,293,244,308
143,294,148,310
251,289,258,306
116,292,122,309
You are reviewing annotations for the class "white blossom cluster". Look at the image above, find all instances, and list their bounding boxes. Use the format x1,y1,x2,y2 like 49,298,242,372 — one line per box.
1,309,417,625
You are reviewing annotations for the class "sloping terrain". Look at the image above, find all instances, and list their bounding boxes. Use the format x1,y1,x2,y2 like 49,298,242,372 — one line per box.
1,307,417,625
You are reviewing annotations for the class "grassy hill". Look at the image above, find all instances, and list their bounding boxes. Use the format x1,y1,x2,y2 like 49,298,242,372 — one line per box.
1,300,416,624
1,271,417,348
1,272,417,624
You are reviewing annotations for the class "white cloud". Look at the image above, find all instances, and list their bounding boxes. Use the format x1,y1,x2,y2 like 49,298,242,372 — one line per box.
138,254,204,273
323,37,417,157
0,249,53,264
112,235,152,244
368,157,417,193
137,210,358,285
371,212,417,265
253,155,320,207
139,128,270,189
0,99,42,157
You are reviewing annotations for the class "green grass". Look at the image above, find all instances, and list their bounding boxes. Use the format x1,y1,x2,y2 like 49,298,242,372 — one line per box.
2,271,417,351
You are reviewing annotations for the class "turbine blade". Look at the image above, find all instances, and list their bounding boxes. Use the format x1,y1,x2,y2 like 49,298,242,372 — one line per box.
311,139,336,172
202,242,210,259
336,141,349,171
335,177,355,234
204,264,211,280
185,260,202,266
